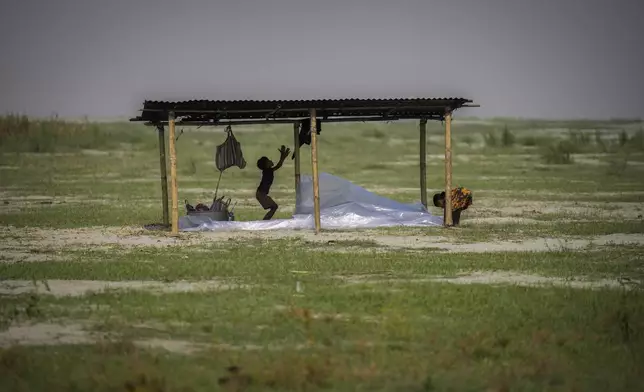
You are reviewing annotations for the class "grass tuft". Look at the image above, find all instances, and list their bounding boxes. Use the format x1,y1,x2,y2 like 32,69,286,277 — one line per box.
501,125,515,147
541,140,575,164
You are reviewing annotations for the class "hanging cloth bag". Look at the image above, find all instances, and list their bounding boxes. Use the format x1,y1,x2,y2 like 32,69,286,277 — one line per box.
213,125,246,200
215,126,247,172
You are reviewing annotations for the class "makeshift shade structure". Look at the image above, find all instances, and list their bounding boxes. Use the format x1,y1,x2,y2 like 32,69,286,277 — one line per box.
131,97,478,234
178,173,443,231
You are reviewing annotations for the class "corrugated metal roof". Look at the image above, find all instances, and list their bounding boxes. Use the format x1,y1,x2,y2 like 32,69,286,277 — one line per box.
132,97,473,124
141,97,470,107
142,97,468,103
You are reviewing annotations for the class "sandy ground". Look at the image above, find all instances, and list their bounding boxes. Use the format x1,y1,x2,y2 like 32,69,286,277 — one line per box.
0,322,305,353
472,200,644,220
334,271,641,290
1,226,643,259
1,250,63,263
301,232,644,252
0,279,249,297
1,270,640,300
0,323,99,347
0,322,208,354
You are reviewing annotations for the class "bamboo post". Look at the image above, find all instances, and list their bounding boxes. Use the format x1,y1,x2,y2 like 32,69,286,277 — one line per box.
419,118,428,209
168,111,179,235
157,125,169,227
293,122,301,197
310,110,321,234
444,111,453,227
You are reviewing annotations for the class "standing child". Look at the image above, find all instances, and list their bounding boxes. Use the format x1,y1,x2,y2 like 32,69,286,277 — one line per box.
256,145,291,220
432,187,473,226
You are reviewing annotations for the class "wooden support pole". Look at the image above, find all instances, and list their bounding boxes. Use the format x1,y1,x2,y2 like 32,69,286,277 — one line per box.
157,125,169,227
310,109,321,234
444,112,453,227
419,118,428,209
168,111,179,235
293,122,301,197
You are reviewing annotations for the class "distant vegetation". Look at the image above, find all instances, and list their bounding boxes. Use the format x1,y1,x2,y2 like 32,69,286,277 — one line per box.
540,127,644,165
2,115,642,164
469,121,644,165
0,114,149,153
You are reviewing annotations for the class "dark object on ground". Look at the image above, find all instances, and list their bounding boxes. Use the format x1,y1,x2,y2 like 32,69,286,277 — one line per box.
195,203,210,211
184,197,234,222
143,223,170,231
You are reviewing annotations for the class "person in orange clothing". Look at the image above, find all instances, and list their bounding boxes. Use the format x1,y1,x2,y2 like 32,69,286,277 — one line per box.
432,187,473,226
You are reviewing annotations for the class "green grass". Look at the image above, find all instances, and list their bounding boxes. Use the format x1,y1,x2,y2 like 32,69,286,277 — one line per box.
1,117,644,391
2,282,643,391
1,241,643,282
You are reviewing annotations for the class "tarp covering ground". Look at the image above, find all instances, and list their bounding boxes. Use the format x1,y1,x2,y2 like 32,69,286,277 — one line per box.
179,173,443,231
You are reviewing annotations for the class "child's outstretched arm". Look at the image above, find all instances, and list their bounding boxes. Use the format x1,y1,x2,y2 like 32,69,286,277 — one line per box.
272,145,291,171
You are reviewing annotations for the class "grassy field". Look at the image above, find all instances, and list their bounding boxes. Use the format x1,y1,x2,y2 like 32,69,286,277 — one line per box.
1,114,644,391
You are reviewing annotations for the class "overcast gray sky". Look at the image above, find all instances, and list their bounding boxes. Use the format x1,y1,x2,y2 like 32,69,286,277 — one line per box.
1,0,643,119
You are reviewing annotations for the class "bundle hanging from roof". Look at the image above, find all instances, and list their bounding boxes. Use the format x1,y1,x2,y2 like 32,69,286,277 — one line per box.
215,126,246,172
292,118,322,159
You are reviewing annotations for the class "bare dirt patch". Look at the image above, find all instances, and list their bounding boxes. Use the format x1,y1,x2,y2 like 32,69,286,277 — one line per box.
335,271,640,290
0,323,287,353
437,233,644,252
0,279,250,297
0,226,186,249
481,190,644,198
2,226,642,255
80,149,129,157
204,230,451,249
574,157,644,167
0,323,97,347
135,338,280,353
428,271,639,289
465,217,544,225
0,322,204,354
0,250,62,263
476,200,644,219
208,231,644,252
134,338,210,354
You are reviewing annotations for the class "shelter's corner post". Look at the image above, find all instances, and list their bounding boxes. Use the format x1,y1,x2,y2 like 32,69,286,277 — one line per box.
309,109,321,234
444,109,453,227
419,118,428,209
168,111,179,236
293,121,301,200
156,124,170,227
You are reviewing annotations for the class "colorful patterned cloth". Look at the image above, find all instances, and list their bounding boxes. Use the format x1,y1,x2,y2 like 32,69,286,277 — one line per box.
450,187,473,210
